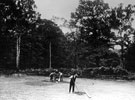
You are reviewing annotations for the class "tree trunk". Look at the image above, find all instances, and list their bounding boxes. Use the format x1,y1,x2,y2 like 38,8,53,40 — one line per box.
119,26,124,69
49,42,52,69
16,35,21,71
120,40,124,68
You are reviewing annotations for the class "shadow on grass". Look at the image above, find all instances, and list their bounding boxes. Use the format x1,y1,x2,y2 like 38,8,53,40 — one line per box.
42,80,52,82
42,80,69,84
74,91,86,95
25,79,69,86
25,80,55,86
60,80,69,84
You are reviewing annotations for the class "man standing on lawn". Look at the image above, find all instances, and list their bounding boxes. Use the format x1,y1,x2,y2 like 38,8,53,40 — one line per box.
69,73,78,93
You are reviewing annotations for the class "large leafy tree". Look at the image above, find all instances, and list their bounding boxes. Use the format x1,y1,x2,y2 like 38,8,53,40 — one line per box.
70,0,115,67
37,18,64,69
110,3,135,68
0,0,39,70
64,31,81,69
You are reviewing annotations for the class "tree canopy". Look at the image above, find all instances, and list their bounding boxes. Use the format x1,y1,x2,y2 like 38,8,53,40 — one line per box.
69,0,117,67
0,0,135,73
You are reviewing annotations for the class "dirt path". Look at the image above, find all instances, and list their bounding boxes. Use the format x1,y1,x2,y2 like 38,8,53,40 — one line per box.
0,75,135,100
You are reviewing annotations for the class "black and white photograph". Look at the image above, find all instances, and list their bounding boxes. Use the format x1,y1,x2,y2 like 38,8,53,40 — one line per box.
0,0,135,100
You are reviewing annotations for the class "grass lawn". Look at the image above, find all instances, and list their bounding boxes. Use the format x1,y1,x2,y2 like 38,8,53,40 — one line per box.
0,75,135,100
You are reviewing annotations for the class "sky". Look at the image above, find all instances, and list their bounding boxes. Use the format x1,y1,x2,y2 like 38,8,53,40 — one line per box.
34,0,79,20
34,0,135,20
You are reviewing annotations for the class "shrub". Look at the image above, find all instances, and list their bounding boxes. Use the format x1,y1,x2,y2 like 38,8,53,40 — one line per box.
82,66,129,79
82,68,93,78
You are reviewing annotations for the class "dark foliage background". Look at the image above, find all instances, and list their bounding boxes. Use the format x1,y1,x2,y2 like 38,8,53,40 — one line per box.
0,0,135,79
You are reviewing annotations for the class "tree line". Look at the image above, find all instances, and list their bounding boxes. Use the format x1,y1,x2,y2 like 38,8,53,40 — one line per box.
0,0,135,72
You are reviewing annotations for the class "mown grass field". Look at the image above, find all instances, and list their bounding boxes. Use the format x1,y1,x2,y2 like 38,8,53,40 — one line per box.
0,75,135,100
